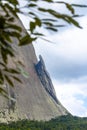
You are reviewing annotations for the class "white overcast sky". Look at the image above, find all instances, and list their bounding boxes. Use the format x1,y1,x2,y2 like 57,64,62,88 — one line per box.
34,15,87,117
19,0,87,117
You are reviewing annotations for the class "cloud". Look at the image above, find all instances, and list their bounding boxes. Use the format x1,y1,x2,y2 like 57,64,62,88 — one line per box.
53,79,87,117
33,12,87,117
34,16,87,81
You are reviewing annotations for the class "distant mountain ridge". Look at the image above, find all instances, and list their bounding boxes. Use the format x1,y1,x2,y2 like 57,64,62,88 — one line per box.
0,13,68,123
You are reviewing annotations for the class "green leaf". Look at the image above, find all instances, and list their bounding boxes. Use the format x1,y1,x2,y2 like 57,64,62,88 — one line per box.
66,4,75,14
42,18,57,22
21,71,29,78
43,22,53,26
7,48,14,57
40,37,54,44
54,25,65,27
1,47,8,64
30,37,37,42
33,32,44,36
5,24,22,32
0,87,6,93
17,66,29,78
7,0,19,6
0,42,14,64
45,27,58,32
7,31,21,38
43,0,53,3
12,76,22,83
38,8,47,12
35,17,42,27
29,12,37,17
4,68,20,74
0,70,4,84
19,34,31,46
72,4,87,8
2,33,12,43
30,21,35,33
43,9,82,28
0,16,5,29
4,75,14,87
4,3,18,17
17,61,25,67
66,16,82,28
0,62,6,68
8,17,14,22
56,2,75,14
28,3,37,7
0,4,8,16
30,0,38,2
0,87,7,97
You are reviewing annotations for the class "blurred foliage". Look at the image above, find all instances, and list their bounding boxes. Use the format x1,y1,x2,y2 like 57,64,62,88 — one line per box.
0,115,87,130
0,0,87,96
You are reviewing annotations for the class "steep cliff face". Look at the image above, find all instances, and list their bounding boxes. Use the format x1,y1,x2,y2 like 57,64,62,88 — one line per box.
35,55,59,104
0,14,68,122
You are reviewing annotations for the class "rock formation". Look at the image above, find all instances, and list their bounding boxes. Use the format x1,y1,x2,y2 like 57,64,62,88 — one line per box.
35,55,59,104
0,13,68,122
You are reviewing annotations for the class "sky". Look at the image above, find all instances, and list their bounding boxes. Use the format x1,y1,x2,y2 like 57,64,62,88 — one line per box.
34,15,87,117
19,0,87,117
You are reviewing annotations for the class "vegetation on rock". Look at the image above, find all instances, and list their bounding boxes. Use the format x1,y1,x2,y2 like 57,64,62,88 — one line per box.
0,115,87,130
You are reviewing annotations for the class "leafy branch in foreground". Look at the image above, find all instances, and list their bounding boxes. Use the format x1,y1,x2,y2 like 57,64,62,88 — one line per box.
0,0,87,96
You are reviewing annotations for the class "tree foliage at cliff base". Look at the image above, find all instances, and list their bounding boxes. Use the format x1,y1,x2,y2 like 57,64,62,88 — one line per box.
0,115,87,130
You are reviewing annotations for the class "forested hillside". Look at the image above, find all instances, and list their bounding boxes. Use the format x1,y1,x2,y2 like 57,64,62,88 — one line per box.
0,115,87,130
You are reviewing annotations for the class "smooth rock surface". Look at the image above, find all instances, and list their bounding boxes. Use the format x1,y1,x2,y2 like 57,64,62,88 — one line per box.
0,13,68,122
